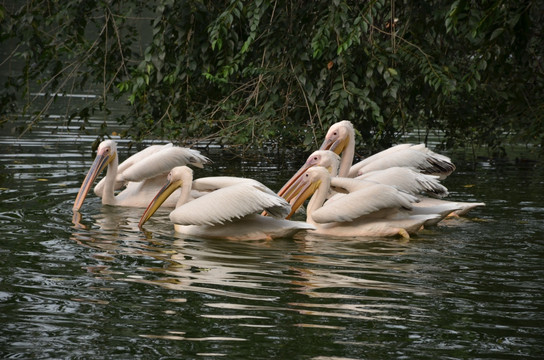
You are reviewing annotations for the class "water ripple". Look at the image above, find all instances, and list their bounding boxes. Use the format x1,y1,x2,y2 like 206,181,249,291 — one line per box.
1,119,544,359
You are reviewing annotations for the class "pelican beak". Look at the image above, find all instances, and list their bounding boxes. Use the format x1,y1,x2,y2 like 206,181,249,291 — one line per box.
73,151,114,211
319,135,349,156
277,162,316,198
138,178,182,228
278,160,335,200
284,176,321,220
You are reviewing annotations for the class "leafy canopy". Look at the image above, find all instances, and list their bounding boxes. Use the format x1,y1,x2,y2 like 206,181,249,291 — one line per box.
1,0,542,157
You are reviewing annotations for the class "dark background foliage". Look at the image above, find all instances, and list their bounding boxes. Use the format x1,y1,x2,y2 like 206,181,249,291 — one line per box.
1,0,542,157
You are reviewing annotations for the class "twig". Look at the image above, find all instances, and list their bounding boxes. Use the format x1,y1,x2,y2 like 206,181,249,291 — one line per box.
289,60,318,148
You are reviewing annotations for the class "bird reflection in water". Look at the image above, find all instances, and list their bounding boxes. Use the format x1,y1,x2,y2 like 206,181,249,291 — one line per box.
70,215,434,325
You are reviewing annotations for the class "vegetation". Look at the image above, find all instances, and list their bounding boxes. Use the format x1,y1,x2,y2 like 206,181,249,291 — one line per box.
1,0,542,157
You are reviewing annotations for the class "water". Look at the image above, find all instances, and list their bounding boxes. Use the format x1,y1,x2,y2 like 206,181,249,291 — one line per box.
1,118,543,359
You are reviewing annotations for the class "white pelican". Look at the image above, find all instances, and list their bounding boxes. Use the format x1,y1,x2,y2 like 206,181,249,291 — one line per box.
284,167,442,238
138,166,315,240
73,140,210,211
320,120,456,178
278,150,482,219
278,150,448,199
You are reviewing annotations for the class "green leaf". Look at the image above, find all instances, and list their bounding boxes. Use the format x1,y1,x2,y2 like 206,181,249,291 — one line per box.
490,27,504,41
383,70,392,85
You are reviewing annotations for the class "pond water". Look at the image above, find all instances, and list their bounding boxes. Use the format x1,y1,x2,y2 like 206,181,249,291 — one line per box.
1,118,543,359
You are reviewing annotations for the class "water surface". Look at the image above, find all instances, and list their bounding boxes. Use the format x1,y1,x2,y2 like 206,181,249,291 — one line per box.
1,119,543,359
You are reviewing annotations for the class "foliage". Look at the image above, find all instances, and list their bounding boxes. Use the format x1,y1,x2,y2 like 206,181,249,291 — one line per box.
1,0,543,157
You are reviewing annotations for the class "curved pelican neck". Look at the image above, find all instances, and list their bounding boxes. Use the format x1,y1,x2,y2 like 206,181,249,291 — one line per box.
175,173,194,208
306,176,331,225
338,129,355,177
102,154,119,205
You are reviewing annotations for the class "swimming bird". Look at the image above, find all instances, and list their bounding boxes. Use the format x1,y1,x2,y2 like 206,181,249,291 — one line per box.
278,150,449,199
278,150,481,219
319,120,456,178
284,166,441,238
138,166,315,240
73,140,210,211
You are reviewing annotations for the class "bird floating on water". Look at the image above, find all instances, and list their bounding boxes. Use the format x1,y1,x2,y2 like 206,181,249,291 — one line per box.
138,166,315,240
277,121,484,220
73,140,210,211
284,166,443,238
319,120,456,179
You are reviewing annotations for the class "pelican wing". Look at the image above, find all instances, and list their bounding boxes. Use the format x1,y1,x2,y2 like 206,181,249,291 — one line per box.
313,182,418,224
348,144,413,175
356,167,448,197
120,147,210,183
117,143,173,174
170,182,290,226
411,144,454,163
349,149,450,177
411,145,456,178
94,144,172,195
416,197,485,216
192,176,258,192
348,144,455,178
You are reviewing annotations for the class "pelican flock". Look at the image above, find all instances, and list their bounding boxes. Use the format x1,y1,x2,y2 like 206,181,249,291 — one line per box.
284,166,442,238
73,121,484,239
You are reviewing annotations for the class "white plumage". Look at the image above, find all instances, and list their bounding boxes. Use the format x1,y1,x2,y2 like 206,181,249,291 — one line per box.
279,150,449,200
138,166,314,240
285,167,440,238
355,166,449,198
276,121,484,226
171,182,290,226
320,120,456,179
311,178,418,224
73,140,210,211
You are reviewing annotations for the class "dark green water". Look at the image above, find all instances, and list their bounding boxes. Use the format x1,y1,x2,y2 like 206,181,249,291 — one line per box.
1,119,543,359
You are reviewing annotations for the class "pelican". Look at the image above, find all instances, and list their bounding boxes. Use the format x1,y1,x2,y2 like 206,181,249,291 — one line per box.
73,140,210,211
138,166,315,240
278,150,448,199
278,150,482,219
284,167,442,238
279,150,460,227
320,120,456,178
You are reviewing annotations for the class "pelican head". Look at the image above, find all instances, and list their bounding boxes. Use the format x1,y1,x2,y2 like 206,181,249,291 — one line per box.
138,166,193,228
319,120,354,155
284,167,329,219
277,150,340,199
73,140,117,211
